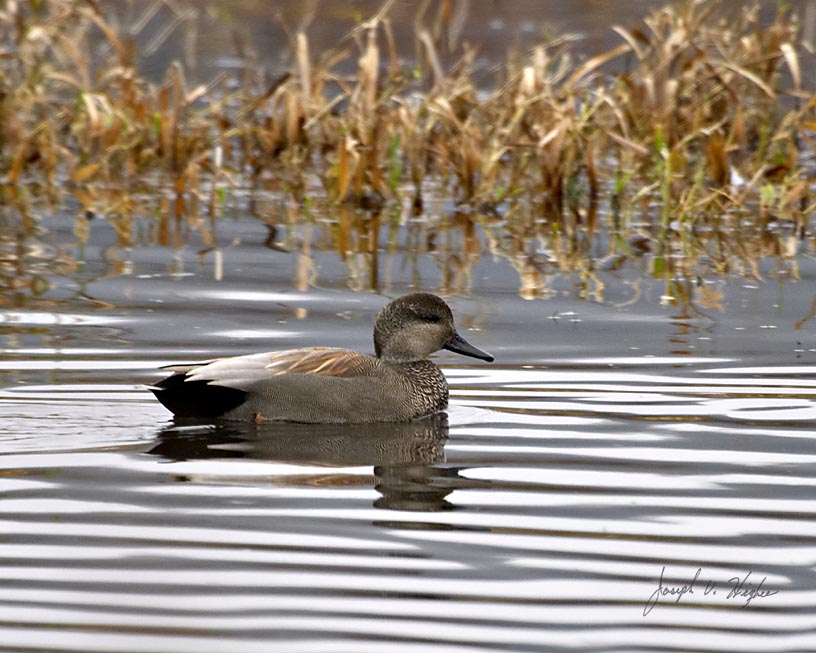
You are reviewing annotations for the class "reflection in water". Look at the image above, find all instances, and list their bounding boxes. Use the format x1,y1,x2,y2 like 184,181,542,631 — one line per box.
147,413,452,511
2,181,814,314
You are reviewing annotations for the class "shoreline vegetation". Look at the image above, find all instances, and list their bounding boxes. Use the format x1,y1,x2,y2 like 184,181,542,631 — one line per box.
1,0,815,305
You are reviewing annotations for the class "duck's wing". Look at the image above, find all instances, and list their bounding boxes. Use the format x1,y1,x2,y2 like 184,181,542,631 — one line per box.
263,347,376,377
166,348,377,388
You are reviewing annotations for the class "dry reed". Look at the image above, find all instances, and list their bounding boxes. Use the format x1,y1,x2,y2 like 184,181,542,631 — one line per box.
0,0,814,304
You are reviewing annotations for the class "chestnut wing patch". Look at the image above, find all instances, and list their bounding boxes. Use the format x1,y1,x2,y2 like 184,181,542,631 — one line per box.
264,348,376,378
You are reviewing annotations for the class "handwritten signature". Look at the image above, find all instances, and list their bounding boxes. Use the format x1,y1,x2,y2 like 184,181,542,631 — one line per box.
643,566,778,616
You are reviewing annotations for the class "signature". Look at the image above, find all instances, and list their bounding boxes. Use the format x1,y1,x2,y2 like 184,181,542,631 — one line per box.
643,566,779,616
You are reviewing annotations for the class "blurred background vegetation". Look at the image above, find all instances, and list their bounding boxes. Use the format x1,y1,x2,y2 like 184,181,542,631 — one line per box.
1,0,815,307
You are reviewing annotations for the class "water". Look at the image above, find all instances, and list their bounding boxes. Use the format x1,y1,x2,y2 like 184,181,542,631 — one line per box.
2,205,816,652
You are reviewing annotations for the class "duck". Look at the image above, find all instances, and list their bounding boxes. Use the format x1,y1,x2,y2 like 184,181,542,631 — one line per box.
149,292,493,423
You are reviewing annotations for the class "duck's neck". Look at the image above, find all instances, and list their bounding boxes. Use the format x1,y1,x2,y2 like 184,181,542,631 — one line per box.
379,352,432,365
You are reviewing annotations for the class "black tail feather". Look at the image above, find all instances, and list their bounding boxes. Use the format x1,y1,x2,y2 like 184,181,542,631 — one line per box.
150,374,247,418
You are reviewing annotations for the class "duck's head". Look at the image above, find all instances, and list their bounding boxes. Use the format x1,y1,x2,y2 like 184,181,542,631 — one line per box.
373,293,494,364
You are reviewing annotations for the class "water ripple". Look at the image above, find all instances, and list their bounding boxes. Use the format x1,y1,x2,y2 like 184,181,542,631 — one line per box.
1,360,814,652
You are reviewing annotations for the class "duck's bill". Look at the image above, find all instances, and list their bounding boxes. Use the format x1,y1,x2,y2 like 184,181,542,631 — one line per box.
444,332,494,362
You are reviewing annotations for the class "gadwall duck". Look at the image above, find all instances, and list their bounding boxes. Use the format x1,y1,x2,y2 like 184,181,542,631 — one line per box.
149,292,493,423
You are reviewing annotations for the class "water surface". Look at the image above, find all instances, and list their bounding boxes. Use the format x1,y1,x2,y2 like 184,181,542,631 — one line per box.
2,206,816,652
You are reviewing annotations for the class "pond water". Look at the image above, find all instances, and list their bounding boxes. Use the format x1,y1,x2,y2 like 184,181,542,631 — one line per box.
1,205,816,652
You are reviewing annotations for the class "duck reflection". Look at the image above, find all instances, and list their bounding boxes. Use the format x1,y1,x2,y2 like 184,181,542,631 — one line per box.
147,413,453,511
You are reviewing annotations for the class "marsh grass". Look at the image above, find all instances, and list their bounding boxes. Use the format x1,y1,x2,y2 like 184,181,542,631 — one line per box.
0,0,814,304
